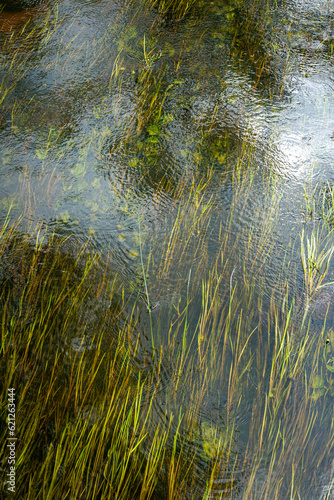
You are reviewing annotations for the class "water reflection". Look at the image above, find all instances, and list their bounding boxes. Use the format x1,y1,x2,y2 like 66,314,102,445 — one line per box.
1,0,334,497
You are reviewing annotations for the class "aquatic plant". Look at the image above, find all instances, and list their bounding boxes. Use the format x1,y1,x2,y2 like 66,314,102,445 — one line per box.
300,227,334,299
144,0,200,19
1,0,334,497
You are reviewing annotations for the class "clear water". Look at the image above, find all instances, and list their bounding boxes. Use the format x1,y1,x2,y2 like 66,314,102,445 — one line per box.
1,0,334,497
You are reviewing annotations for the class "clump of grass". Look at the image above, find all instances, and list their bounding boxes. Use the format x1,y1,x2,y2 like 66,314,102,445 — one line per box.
0,217,170,499
319,182,334,228
144,0,200,20
300,227,334,299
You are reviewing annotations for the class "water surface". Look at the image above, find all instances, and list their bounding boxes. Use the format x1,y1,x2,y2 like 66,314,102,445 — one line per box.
1,0,334,497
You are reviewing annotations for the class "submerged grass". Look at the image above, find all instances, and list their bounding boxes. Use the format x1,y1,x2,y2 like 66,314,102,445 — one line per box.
2,158,334,499
1,0,334,498
0,216,174,499
142,0,201,19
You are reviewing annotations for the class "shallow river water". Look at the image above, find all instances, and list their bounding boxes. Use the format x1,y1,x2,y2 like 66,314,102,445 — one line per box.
1,0,334,498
